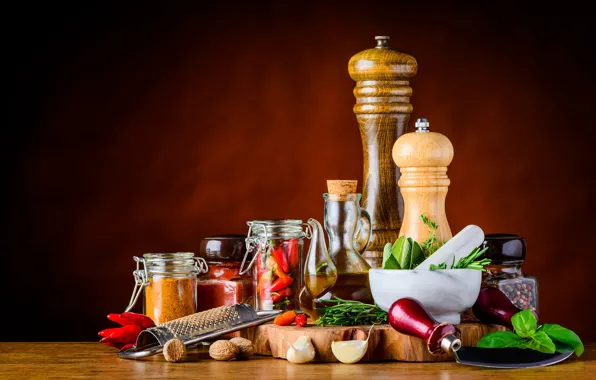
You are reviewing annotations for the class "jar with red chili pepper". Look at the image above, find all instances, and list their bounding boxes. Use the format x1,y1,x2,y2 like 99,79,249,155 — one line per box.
241,220,306,312
196,234,253,311
481,234,539,312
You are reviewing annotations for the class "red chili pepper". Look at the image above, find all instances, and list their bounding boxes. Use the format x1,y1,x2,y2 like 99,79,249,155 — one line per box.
119,343,135,352
287,238,299,268
271,245,290,274
295,313,307,327
107,312,155,329
99,338,124,349
274,311,297,326
271,286,294,303
98,325,143,344
270,274,294,293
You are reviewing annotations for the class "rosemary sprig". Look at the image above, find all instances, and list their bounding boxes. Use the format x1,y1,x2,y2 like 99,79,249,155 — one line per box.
420,214,443,257
429,247,491,271
315,297,388,326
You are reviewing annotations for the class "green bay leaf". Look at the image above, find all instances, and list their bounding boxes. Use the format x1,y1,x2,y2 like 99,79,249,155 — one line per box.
383,243,400,269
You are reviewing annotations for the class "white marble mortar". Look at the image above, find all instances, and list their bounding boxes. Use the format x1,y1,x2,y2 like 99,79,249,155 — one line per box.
369,268,482,324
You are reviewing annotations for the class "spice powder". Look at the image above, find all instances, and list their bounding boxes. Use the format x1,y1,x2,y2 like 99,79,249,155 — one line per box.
145,277,196,325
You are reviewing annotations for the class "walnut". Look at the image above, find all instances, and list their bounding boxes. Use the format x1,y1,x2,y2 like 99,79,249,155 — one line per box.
209,340,239,361
163,339,186,363
230,337,255,359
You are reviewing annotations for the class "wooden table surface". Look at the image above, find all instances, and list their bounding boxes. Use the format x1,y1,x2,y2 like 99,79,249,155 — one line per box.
0,343,594,379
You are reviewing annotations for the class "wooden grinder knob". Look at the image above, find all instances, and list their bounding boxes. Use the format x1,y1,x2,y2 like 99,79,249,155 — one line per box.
392,118,454,245
349,36,418,267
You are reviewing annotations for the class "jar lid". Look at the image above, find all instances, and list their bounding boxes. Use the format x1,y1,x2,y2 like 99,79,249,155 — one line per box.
199,234,248,262
480,234,526,263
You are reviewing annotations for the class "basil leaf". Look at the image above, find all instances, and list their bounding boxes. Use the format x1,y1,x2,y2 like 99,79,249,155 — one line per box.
539,324,584,357
511,309,537,338
520,331,556,354
408,239,425,269
553,341,574,354
382,243,400,269
477,331,523,348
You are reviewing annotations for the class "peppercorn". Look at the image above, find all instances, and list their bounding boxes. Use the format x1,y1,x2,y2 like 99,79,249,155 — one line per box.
498,279,537,311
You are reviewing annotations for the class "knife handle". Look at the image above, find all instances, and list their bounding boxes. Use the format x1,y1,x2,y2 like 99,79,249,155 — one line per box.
388,298,462,355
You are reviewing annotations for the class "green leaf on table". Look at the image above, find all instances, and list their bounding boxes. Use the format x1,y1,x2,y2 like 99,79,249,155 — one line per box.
539,323,584,357
520,331,556,354
511,309,538,338
382,243,400,269
477,331,524,348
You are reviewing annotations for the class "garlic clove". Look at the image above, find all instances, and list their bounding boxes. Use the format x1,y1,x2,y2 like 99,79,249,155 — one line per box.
285,336,316,364
331,340,368,364
331,325,374,364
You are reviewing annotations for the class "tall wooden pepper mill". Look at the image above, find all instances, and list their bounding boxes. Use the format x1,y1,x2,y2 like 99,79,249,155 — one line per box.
392,118,454,245
348,36,418,268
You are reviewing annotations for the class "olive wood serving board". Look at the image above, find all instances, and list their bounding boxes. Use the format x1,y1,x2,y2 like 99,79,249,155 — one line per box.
241,323,505,363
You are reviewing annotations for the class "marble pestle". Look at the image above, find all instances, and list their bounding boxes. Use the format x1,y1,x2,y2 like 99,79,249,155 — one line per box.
416,225,485,270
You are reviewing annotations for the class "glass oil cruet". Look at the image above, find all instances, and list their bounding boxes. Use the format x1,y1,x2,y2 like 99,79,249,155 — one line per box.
299,180,373,319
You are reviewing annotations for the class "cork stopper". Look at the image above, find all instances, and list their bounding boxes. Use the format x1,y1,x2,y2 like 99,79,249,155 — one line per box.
327,180,357,194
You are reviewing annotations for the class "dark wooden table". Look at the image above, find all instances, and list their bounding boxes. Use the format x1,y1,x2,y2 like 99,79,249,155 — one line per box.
0,343,593,379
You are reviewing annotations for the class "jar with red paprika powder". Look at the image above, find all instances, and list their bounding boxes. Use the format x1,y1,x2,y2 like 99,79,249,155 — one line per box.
481,234,539,312
196,235,253,311
241,220,306,312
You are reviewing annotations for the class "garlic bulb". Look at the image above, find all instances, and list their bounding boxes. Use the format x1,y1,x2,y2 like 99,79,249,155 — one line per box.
331,325,374,364
285,336,315,364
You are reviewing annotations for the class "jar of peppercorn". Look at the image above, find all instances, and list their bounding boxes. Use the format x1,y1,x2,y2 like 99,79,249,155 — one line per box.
481,234,539,312
241,220,306,312
124,252,208,325
196,234,254,311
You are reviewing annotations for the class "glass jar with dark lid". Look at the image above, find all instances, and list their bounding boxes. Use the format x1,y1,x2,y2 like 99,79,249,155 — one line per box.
482,234,538,312
196,235,254,311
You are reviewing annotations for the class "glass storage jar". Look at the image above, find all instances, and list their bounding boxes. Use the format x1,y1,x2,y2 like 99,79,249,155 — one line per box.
241,220,307,312
481,234,539,312
125,252,208,325
197,234,253,311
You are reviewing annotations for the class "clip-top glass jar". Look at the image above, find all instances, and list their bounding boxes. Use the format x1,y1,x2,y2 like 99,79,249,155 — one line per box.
481,234,539,312
241,220,307,312
197,235,253,311
125,252,208,325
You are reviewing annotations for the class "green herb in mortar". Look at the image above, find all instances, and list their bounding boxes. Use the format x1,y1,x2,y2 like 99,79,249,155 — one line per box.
420,214,443,257
382,236,425,270
477,309,584,356
429,247,491,271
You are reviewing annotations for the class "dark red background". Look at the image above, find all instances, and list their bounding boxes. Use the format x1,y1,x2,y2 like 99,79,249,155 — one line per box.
6,1,595,341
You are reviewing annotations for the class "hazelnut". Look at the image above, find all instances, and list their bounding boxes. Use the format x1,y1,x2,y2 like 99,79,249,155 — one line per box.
163,339,186,363
230,337,255,359
209,340,239,361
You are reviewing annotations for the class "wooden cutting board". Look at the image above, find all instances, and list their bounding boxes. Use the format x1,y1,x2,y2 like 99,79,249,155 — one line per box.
241,323,505,362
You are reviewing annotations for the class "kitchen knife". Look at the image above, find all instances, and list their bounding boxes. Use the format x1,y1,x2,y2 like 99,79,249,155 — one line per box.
388,297,573,368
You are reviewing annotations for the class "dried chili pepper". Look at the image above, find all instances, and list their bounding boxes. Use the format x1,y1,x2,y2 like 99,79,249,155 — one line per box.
107,312,155,329
295,313,307,327
274,310,297,326
271,245,290,274
98,325,143,344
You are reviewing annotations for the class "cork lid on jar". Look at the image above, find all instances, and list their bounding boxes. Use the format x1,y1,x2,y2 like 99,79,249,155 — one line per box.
480,234,527,264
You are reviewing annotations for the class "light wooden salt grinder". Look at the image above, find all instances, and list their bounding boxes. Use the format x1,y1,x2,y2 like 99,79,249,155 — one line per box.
392,118,454,245
348,36,418,268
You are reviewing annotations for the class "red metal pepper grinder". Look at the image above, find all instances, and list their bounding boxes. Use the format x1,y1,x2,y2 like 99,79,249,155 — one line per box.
348,36,418,268
389,298,461,354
